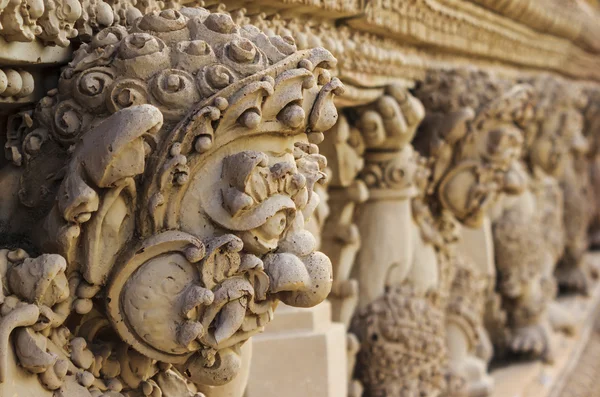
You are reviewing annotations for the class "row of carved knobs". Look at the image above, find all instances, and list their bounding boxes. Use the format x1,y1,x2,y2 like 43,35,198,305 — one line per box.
0,69,34,99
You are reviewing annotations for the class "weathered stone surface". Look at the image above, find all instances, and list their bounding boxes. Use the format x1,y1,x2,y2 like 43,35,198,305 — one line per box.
3,1,600,397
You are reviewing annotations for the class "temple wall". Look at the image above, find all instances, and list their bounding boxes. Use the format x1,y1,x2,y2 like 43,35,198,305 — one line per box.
1,1,600,396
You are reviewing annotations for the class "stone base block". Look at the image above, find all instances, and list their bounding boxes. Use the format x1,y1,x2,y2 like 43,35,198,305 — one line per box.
245,301,347,397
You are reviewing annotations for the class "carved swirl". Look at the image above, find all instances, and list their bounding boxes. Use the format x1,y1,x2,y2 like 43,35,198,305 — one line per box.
107,79,151,113
74,68,115,111
52,101,86,144
198,64,237,97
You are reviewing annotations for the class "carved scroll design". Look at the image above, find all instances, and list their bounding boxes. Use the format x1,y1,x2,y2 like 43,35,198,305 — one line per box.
0,0,200,46
0,7,343,396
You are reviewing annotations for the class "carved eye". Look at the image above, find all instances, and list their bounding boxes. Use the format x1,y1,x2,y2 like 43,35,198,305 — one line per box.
259,212,288,240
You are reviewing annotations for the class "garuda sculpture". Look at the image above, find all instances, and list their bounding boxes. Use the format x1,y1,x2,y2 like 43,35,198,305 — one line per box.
0,7,342,396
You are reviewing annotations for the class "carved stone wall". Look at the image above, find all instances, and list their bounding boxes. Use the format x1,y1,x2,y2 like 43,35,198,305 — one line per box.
2,1,600,397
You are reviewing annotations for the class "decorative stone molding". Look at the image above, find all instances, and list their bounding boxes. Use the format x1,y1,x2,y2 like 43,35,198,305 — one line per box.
0,0,200,46
468,0,600,54
349,0,600,80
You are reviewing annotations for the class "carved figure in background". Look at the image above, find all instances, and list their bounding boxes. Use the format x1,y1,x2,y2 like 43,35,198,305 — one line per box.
319,113,367,397
0,8,342,396
554,84,594,295
348,85,445,397
585,87,600,250
413,69,533,396
489,75,576,363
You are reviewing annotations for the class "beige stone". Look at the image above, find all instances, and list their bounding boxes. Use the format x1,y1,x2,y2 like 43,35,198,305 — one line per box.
2,1,600,397
246,302,347,397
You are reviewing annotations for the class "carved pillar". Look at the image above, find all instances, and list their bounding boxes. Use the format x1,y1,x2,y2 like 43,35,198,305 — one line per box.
0,8,344,396
318,114,368,397
347,85,453,397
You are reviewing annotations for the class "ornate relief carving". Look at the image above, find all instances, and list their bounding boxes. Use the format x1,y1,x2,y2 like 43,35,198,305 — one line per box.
2,0,600,396
413,68,534,395
347,85,447,397
0,7,342,396
348,70,528,396
352,284,447,397
468,0,600,53
0,0,201,46
483,75,565,362
347,0,600,81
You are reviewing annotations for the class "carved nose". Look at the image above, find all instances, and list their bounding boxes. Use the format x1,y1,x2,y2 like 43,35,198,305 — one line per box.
263,251,332,308
263,252,311,294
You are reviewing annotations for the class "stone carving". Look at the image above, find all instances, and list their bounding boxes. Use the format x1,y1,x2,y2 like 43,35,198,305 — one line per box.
349,85,444,397
347,0,600,81
0,0,201,46
586,87,600,249
2,1,600,396
487,75,576,362
0,68,35,101
347,71,529,396
413,68,534,396
553,81,594,295
0,7,342,396
469,0,600,53
319,113,367,397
